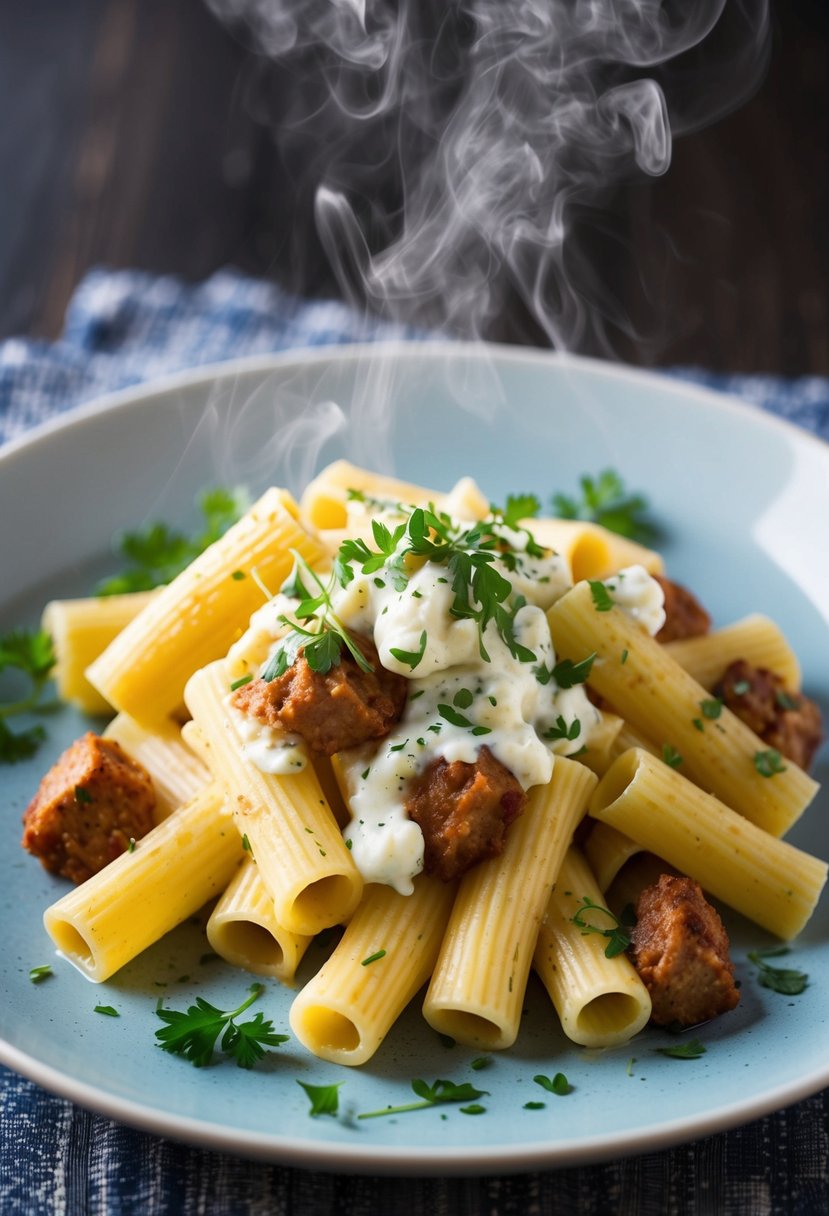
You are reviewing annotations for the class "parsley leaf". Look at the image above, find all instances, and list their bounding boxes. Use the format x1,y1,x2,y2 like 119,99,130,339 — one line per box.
389,630,428,671
357,1077,488,1119
754,749,787,778
571,896,634,958
154,983,287,1068
298,1080,343,1117
534,1072,573,1095
0,627,57,764
588,580,615,612
654,1038,706,1059
551,470,660,544
96,486,249,595
748,948,809,995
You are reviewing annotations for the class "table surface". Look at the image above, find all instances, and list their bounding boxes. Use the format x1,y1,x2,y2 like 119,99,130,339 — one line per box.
0,0,827,375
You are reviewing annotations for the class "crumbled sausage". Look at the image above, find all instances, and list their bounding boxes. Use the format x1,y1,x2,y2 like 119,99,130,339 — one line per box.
22,732,156,884
654,575,711,643
232,633,407,756
630,874,739,1027
405,746,526,882
716,659,823,771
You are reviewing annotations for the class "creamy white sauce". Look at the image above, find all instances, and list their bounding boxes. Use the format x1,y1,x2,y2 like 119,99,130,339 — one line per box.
236,497,603,893
227,700,308,775
602,564,666,636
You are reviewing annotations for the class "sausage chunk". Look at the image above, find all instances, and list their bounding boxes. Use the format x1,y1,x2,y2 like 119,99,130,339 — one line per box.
405,746,526,882
654,575,711,643
630,874,739,1027
22,732,156,884
232,633,407,756
716,659,823,771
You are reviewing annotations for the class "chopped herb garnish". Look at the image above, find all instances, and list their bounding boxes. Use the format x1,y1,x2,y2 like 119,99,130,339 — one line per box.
524,1101,546,1110
748,947,809,995
0,627,57,764
572,896,634,958
775,690,800,712
732,679,751,696
74,785,93,804
128,837,136,853
437,703,490,735
154,983,288,1068
231,570,246,581
700,697,723,720
654,1038,706,1059
358,1078,488,1119
662,744,683,769
230,674,253,692
543,715,581,743
97,487,249,595
95,1004,120,1017
621,649,629,665
29,965,53,983
298,1080,342,1117
533,1072,572,1095
754,749,787,778
551,470,659,544
453,688,474,710
588,580,615,613
389,630,428,671
470,1056,491,1071
547,653,596,690
361,950,387,966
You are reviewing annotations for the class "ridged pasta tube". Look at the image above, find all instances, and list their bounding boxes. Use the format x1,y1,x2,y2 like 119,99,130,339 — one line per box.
206,857,313,982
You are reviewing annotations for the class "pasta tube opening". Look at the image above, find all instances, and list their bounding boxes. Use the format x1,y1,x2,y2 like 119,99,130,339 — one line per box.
571,992,649,1043
210,921,287,972
43,917,97,978
290,874,363,933
290,1002,362,1055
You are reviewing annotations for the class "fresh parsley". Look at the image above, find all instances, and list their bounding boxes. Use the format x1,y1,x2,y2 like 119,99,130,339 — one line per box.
357,1077,488,1119
298,1080,343,1117
571,896,634,958
96,487,249,595
551,470,659,544
754,749,787,778
662,744,683,769
654,1038,706,1060
28,964,53,983
533,1072,573,1095
154,983,288,1068
748,947,809,995
0,627,57,763
588,580,615,613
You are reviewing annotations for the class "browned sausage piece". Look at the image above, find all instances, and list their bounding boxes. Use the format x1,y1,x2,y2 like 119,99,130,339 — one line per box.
232,633,408,756
716,659,823,772
22,732,157,884
653,575,711,643
630,874,739,1027
404,746,526,882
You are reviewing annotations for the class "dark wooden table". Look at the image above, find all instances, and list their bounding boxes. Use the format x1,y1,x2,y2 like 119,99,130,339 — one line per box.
0,0,826,375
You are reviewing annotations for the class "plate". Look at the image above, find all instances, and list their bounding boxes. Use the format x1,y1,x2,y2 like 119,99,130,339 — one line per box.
1,342,827,1174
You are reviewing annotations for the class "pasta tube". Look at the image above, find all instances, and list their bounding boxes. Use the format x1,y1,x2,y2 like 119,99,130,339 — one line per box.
86,488,326,723
184,661,363,936
43,784,241,981
663,614,801,692
289,876,456,1066
206,857,313,983
533,847,652,1047
422,757,597,1050
589,748,828,939
42,590,156,714
547,581,818,837
531,518,664,583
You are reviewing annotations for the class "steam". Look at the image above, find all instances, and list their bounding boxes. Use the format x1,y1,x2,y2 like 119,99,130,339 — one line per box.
208,0,770,352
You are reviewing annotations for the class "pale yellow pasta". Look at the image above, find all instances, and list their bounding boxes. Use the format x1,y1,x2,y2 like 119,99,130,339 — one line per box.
300,460,440,530
533,847,652,1047
577,710,625,776
583,821,645,894
547,581,818,837
42,590,157,714
664,614,801,692
422,757,597,1050
531,518,664,583
43,784,241,981
104,712,209,820
206,857,313,982
184,661,363,936
289,876,456,1066
86,488,326,724
589,748,828,939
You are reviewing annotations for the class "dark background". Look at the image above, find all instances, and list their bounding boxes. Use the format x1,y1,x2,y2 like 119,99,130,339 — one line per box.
0,0,826,373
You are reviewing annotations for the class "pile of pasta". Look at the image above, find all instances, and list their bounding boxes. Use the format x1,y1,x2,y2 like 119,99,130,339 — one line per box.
39,462,827,1066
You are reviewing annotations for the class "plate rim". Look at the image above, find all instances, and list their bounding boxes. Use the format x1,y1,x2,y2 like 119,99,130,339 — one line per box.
1,340,827,1173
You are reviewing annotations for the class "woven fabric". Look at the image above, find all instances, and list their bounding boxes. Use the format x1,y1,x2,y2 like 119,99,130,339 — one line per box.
1,269,828,1216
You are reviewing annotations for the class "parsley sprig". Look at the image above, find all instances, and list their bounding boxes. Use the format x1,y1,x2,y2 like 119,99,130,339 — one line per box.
97,487,249,596
748,947,809,995
357,1077,489,1119
262,553,372,681
154,983,288,1068
0,628,57,763
551,470,659,544
571,896,635,958
336,502,544,664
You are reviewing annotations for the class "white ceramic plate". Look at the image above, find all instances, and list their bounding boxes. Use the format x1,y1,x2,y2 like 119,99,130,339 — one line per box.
1,343,827,1174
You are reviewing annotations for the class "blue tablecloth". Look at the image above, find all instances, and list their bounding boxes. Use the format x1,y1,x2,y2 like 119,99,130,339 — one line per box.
1,269,828,1216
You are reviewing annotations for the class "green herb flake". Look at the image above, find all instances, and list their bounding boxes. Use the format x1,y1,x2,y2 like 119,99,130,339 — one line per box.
154,983,288,1068
748,948,809,995
700,697,723,720
361,950,387,967
74,785,94,804
231,570,246,581
662,744,683,769
533,1072,572,1095
754,749,787,778
298,1081,342,1117
654,1038,706,1060
358,1078,488,1120
389,630,428,671
29,964,53,983
523,1101,546,1110
588,581,615,613
95,1004,120,1017
572,896,634,958
230,674,254,692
